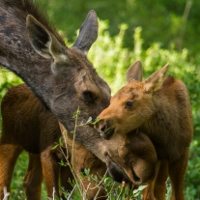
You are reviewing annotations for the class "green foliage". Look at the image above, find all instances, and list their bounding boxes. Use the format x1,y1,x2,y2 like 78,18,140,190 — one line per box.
102,176,144,199
0,0,200,199
9,153,27,200
39,0,200,54
57,167,145,199
0,69,22,99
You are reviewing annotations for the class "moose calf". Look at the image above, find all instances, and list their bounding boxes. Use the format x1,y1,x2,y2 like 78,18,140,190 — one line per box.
96,61,193,200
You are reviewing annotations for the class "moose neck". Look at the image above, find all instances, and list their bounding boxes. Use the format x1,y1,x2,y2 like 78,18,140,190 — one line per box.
0,1,107,161
141,85,192,160
142,93,175,137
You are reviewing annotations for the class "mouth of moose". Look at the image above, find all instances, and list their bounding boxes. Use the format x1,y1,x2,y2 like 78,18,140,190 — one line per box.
94,119,116,139
105,153,142,186
100,127,115,139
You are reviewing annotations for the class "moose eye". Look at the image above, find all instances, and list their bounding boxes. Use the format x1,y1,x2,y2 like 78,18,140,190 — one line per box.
124,101,134,109
82,90,97,104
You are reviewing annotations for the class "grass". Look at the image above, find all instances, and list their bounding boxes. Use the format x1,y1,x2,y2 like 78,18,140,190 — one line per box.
9,152,27,200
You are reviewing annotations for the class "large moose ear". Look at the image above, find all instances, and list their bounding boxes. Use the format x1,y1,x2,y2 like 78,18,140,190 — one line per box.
26,15,67,62
73,10,98,53
126,61,143,82
144,64,169,93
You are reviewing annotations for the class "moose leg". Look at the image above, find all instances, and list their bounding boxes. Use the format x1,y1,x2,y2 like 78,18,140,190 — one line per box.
41,147,60,199
143,161,168,200
153,160,168,200
71,147,107,200
60,165,73,193
142,180,156,200
23,153,43,200
168,152,189,200
0,144,22,200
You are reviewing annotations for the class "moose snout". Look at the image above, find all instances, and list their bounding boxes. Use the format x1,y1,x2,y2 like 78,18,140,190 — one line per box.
94,119,115,139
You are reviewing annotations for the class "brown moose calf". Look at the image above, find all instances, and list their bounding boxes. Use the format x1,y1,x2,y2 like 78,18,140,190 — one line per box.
96,61,193,200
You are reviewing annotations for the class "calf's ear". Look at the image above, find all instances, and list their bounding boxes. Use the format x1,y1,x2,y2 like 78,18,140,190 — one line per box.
26,15,67,62
144,64,169,93
126,61,143,82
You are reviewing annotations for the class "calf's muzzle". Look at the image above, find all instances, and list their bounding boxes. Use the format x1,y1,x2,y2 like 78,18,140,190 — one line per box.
95,119,115,139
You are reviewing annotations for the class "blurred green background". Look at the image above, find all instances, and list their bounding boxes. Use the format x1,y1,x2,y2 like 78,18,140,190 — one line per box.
0,0,200,199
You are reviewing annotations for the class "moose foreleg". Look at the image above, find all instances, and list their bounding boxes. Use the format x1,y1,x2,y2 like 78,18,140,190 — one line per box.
23,154,42,200
143,161,168,200
169,151,189,200
154,160,168,200
0,144,22,200
41,147,61,199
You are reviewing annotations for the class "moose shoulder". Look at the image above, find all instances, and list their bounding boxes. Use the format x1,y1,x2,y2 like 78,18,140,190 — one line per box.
96,61,193,200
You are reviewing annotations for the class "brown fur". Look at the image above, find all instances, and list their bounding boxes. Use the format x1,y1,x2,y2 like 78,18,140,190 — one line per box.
0,84,70,199
97,62,193,200
100,130,158,186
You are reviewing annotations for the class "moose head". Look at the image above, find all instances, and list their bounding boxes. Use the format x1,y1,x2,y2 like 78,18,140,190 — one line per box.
24,10,112,158
96,61,169,137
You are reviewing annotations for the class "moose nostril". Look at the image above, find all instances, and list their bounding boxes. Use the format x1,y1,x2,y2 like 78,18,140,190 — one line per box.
95,119,106,132
94,119,115,139
132,171,141,183
100,123,107,132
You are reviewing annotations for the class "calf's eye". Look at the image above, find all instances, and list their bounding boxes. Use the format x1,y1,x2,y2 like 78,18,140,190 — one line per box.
124,101,134,109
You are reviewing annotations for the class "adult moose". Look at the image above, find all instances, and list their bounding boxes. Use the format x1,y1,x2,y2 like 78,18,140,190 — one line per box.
96,61,193,200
